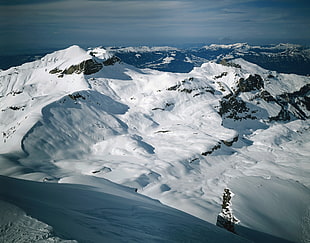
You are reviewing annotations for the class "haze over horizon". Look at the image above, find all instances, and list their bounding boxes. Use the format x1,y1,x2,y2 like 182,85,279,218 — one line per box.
1,0,310,55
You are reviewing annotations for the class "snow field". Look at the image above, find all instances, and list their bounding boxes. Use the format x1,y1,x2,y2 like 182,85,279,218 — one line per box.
0,175,250,243
0,45,309,242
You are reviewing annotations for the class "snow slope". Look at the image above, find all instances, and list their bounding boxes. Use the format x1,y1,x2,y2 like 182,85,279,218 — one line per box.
0,175,250,242
0,45,309,242
0,200,76,242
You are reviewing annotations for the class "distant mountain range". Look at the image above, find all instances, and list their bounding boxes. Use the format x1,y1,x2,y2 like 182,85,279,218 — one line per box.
1,43,310,75
108,43,310,75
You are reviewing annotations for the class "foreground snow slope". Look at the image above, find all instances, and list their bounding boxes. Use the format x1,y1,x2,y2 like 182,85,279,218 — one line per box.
0,175,249,243
0,45,309,242
231,176,310,243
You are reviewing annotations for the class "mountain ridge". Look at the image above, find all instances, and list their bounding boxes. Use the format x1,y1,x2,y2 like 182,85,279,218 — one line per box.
1,42,310,75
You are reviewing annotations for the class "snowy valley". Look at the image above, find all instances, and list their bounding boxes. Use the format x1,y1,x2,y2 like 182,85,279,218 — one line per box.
0,45,309,243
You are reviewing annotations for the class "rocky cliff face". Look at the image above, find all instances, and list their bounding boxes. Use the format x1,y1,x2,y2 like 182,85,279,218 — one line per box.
218,70,310,123
49,59,103,76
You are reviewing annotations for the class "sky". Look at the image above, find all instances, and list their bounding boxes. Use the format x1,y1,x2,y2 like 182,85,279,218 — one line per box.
0,0,310,54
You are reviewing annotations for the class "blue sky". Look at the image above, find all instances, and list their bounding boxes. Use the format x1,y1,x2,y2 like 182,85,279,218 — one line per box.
0,0,309,54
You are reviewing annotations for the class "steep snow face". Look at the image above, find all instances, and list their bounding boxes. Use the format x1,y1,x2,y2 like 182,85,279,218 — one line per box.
0,45,309,243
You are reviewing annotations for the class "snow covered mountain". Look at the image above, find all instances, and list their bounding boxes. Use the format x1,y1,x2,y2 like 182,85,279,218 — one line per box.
0,45,309,242
2,43,310,75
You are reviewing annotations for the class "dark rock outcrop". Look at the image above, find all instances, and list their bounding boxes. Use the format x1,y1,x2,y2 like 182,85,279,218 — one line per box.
214,72,228,79
216,188,239,233
238,74,264,92
219,94,256,120
201,143,221,156
257,90,276,102
222,135,239,147
63,59,103,75
50,59,103,76
219,59,241,68
269,107,291,121
277,84,310,120
103,56,121,66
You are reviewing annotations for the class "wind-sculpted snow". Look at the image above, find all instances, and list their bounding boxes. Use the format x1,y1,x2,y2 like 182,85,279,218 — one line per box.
21,90,129,163
0,45,309,242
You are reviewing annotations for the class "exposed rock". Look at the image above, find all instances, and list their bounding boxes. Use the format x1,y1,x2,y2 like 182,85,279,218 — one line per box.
217,75,308,122
269,108,291,121
155,130,171,134
68,93,86,101
238,74,264,92
201,143,221,156
214,72,228,79
49,59,103,76
216,188,239,233
222,135,239,147
179,88,193,93
152,107,165,111
6,90,23,96
167,84,181,91
219,59,241,68
167,80,215,96
103,56,121,66
49,68,62,74
277,84,310,119
8,105,25,111
152,103,174,111
257,90,276,102
219,94,255,120
63,59,103,75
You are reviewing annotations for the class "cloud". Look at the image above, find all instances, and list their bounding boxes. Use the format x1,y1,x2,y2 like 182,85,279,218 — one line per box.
0,0,309,54
0,0,64,5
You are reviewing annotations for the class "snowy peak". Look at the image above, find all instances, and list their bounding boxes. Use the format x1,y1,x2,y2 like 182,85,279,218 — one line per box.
45,45,90,62
47,45,121,77
107,45,180,53
0,45,121,154
87,46,111,60
41,45,92,71
205,43,251,50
